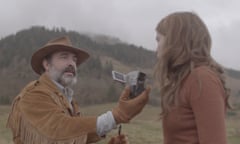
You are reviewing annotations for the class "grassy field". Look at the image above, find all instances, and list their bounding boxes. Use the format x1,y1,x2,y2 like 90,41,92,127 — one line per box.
0,104,239,144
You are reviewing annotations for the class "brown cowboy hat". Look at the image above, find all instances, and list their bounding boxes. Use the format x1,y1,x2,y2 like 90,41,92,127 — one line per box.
31,36,90,75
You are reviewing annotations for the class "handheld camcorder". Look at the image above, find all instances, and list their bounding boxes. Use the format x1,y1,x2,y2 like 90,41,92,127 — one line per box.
112,70,146,99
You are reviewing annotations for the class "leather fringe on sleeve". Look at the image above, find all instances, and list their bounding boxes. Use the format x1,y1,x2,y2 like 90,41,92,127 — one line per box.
7,80,88,144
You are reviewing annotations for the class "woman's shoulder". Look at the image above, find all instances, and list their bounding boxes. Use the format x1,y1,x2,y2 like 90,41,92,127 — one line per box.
193,65,214,74
189,66,218,80
183,65,221,88
182,66,225,103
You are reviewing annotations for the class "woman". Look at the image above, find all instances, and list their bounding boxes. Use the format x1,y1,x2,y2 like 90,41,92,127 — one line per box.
154,11,231,144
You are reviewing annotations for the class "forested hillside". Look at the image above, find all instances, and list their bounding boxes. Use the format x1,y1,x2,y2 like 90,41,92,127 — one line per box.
0,26,156,105
0,26,239,106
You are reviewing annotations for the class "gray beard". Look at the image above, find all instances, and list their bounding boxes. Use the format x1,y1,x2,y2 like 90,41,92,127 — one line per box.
59,74,77,87
49,67,77,87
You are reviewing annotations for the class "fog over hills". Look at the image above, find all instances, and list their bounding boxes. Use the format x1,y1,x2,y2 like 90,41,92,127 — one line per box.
0,26,239,106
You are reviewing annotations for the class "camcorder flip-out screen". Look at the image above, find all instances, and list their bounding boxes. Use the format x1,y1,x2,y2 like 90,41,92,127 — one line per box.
112,71,126,84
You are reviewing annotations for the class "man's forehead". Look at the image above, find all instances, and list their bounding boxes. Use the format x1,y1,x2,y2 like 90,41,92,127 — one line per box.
53,51,77,56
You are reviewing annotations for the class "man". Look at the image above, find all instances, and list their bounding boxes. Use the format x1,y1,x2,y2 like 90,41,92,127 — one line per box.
7,36,150,144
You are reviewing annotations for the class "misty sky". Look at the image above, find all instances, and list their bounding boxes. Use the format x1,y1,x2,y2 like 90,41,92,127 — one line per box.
0,0,239,70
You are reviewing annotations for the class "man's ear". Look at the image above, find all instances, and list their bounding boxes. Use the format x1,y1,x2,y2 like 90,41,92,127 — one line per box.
42,59,49,72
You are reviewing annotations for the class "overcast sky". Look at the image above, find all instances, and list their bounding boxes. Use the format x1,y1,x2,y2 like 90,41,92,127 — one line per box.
0,0,239,70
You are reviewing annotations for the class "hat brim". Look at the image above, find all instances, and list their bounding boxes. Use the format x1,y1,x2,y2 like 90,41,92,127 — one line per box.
31,44,90,75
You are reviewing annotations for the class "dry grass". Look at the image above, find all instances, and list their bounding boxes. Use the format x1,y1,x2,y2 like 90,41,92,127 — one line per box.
0,104,239,144
0,106,13,144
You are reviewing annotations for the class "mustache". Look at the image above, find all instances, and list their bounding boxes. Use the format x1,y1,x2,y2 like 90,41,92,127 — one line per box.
63,65,76,76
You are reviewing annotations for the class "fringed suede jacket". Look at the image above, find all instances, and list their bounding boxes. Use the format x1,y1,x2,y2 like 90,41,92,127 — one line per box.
7,74,102,144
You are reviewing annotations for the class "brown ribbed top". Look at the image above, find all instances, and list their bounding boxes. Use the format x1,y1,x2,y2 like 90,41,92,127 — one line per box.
163,66,227,144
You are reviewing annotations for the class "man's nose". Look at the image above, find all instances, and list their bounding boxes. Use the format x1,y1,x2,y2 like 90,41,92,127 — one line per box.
68,58,76,67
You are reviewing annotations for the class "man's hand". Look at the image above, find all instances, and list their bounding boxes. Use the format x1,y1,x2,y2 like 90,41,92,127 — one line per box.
112,86,150,124
108,134,129,144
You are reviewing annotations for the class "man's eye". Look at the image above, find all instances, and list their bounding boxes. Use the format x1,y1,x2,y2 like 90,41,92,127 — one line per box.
73,57,77,63
60,56,67,59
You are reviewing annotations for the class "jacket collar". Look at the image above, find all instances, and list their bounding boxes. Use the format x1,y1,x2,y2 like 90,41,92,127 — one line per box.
39,73,60,93
38,73,77,115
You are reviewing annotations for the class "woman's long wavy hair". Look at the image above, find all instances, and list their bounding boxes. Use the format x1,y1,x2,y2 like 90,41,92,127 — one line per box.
154,12,231,117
